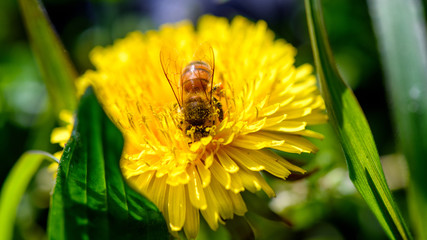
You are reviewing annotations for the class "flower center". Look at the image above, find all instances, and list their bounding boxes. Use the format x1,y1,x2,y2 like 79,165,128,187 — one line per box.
176,96,224,142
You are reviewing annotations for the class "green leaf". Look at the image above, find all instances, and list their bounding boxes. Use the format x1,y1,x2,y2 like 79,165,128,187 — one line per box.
367,0,427,238
0,151,55,240
48,88,168,239
304,0,412,239
18,0,77,112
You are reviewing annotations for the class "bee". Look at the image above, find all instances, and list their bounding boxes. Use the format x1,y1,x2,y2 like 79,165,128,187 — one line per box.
160,43,224,141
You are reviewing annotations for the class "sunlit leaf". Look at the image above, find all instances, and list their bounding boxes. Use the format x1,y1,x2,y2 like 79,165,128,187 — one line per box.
18,0,77,112
304,0,412,239
48,88,168,239
0,151,55,240
367,0,427,238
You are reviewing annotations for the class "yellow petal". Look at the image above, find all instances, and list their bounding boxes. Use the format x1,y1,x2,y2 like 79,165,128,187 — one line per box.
190,141,202,152
167,170,190,186
227,191,247,216
209,179,234,220
293,109,328,124
258,131,318,153
134,171,155,193
204,153,215,168
287,129,324,139
183,194,200,239
232,133,285,150
195,160,211,188
59,109,74,123
229,172,245,193
168,184,186,231
236,168,260,193
216,149,239,173
252,171,275,197
200,185,220,230
240,117,266,134
210,159,231,190
147,175,168,214
275,108,312,120
277,158,306,174
263,114,287,127
290,79,316,94
223,147,264,171
200,135,213,145
295,63,313,80
262,121,307,132
236,148,292,179
50,128,71,145
229,131,305,153
187,165,207,210
289,97,315,109
53,151,63,160
259,103,280,117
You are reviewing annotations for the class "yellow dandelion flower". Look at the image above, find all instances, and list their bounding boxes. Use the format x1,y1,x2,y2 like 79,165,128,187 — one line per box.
78,15,327,238
50,110,74,160
49,109,75,177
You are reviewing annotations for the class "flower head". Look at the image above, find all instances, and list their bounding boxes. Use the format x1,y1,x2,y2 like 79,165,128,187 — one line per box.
79,15,326,238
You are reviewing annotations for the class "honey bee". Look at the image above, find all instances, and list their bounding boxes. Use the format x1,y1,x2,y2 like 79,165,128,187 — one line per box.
160,43,224,141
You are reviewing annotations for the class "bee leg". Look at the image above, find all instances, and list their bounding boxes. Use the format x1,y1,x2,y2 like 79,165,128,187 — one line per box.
213,97,224,122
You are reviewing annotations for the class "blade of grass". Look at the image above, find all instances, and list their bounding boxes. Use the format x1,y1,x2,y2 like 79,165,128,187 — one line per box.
18,0,77,112
367,0,427,238
0,151,57,240
304,0,412,239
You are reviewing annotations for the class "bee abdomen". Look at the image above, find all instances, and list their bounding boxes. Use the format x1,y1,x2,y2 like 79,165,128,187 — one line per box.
184,99,210,126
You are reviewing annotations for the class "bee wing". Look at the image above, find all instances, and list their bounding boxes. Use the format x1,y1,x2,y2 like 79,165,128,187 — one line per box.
192,42,215,77
160,45,185,107
192,42,215,102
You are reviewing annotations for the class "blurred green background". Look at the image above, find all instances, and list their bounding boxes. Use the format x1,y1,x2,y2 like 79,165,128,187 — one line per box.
1,0,425,239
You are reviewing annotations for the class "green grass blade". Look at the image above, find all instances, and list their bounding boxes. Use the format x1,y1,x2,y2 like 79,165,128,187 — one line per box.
367,0,427,238
0,151,56,240
48,88,168,239
304,0,412,239
18,0,77,112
